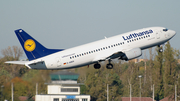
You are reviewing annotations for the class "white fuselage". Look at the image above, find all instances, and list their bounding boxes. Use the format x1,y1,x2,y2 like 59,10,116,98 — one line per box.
25,27,176,69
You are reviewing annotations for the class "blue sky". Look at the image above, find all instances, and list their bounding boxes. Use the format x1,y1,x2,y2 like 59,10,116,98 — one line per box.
0,1,179,58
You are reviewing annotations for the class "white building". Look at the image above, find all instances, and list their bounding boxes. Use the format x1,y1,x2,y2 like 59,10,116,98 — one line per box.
35,71,90,101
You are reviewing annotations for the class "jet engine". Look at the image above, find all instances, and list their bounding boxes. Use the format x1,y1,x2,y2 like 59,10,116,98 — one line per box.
121,48,142,61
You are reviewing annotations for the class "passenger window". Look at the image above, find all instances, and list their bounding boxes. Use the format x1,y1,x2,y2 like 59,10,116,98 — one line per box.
109,46,110,48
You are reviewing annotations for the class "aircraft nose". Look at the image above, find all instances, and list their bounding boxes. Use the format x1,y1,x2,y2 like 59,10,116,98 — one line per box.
169,30,176,37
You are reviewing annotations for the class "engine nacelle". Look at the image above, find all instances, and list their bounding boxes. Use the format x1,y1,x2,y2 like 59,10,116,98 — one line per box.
121,48,142,61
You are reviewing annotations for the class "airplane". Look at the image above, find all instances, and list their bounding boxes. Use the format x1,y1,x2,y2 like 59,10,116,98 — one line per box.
5,27,176,69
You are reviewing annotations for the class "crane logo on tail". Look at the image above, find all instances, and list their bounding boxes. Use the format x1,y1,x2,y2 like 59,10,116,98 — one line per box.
24,39,36,52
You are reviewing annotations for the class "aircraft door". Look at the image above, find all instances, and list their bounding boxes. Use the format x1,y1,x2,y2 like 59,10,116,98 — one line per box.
56,57,61,67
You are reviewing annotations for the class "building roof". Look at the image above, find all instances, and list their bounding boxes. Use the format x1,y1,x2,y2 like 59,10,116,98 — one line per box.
19,96,35,101
50,70,79,75
122,97,154,101
160,97,174,101
45,83,84,86
122,96,174,101
50,70,79,81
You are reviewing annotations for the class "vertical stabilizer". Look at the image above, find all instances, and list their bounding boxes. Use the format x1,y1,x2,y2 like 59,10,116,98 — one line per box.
15,29,64,61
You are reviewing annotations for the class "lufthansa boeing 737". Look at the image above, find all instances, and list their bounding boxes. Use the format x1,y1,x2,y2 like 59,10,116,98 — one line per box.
6,27,176,69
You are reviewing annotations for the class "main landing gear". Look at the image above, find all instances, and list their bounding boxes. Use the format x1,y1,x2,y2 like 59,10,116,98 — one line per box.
106,59,113,69
106,63,113,69
94,63,101,69
94,60,113,69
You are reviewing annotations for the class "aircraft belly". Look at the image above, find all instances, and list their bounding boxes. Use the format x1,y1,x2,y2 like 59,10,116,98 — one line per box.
60,56,94,69
140,38,168,50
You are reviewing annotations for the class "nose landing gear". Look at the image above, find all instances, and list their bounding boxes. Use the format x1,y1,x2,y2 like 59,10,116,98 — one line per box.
158,45,163,52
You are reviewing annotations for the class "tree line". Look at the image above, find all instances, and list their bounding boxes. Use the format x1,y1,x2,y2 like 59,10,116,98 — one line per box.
0,42,179,101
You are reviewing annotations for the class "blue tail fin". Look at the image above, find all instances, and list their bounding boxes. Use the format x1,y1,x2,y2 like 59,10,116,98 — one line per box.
15,29,64,61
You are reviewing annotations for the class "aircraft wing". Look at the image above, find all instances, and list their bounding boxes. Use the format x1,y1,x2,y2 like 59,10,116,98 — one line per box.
92,51,125,62
108,51,125,59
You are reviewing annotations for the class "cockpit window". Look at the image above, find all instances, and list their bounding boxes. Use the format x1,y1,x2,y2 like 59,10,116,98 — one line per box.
163,28,168,32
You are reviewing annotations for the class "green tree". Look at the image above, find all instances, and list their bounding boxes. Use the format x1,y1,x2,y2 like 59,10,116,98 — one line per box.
3,77,31,101
84,65,123,101
1,46,23,61
163,41,177,96
153,46,164,101
120,61,140,97
1,46,26,78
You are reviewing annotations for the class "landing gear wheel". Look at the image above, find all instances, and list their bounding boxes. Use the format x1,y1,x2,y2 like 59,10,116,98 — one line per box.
159,48,163,52
94,63,101,69
106,63,113,69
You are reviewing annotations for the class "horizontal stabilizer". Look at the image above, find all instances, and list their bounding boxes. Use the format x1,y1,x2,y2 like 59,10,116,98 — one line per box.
5,61,29,65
